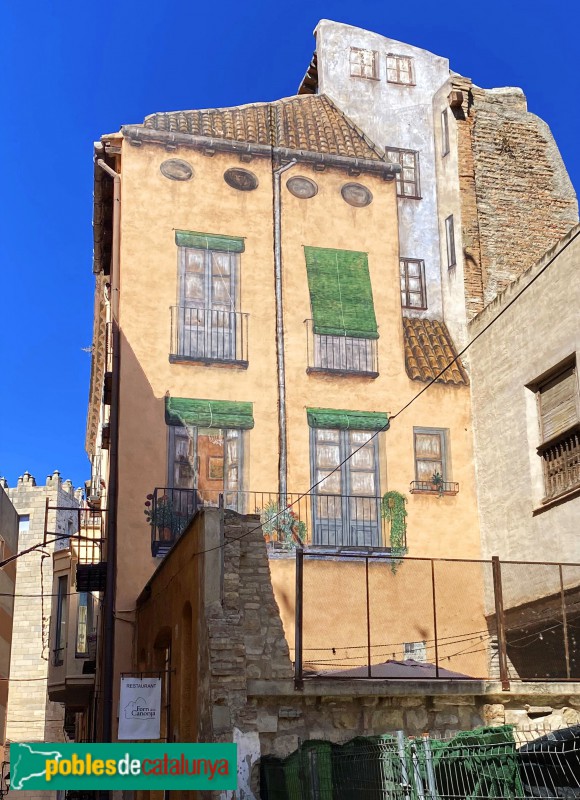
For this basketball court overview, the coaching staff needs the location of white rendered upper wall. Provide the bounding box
[314,20,452,322]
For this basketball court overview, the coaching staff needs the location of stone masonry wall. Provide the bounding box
[198,513,580,799]
[453,77,578,318]
[4,472,80,800]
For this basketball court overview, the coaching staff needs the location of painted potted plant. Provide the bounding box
[144,493,186,542]
[431,471,445,497]
[260,501,307,549]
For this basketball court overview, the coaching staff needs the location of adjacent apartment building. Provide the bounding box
[53,19,577,744]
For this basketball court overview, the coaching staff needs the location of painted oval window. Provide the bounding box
[341,182,373,207]
[224,168,259,191]
[286,176,318,199]
[159,159,194,181]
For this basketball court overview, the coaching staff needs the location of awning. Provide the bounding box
[307,407,388,431]
[175,230,245,253]
[304,246,378,339]
[165,397,254,429]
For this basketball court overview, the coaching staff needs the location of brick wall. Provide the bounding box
[454,78,578,318]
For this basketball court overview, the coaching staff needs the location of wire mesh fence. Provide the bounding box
[261,726,580,799]
[297,553,580,684]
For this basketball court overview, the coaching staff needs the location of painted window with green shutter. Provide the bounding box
[304,247,379,376]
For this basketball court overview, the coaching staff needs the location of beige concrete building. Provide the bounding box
[469,224,580,679]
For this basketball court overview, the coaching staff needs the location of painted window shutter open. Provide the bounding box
[175,230,245,253]
[539,366,579,443]
[165,397,254,430]
[304,247,379,339]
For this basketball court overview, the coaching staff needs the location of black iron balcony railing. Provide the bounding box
[541,430,580,501]
[305,320,378,377]
[169,306,249,366]
[410,480,459,495]
[149,488,405,557]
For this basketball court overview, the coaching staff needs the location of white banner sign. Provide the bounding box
[118,677,162,740]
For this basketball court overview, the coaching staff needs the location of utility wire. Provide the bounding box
[188,225,580,559]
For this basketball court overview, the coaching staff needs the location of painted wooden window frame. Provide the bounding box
[385,148,421,199]
[309,426,382,547]
[413,427,451,482]
[167,425,245,498]
[177,245,240,362]
[400,258,427,310]
[349,47,379,80]
[445,215,456,268]
[386,53,415,86]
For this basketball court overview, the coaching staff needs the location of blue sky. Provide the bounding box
[0,0,577,490]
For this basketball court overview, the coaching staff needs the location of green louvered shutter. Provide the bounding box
[165,397,254,429]
[304,246,378,339]
[307,408,389,431]
[175,230,245,253]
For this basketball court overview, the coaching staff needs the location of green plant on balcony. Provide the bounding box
[260,501,307,549]
[144,494,187,541]
[382,491,408,572]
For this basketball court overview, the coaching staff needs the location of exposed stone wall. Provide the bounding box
[454,77,578,318]
[5,472,80,745]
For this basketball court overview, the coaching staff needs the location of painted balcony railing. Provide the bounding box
[409,480,459,495]
[305,320,378,377]
[541,430,580,501]
[169,306,249,366]
[148,488,405,557]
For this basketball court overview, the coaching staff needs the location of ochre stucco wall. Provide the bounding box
[111,136,482,726]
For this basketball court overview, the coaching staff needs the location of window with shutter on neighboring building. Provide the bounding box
[536,361,580,501]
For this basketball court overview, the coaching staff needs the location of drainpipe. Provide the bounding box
[96,154,120,744]
[272,158,297,498]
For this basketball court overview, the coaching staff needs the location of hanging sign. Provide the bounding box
[118,677,162,740]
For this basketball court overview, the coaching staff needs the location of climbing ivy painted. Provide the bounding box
[382,491,408,572]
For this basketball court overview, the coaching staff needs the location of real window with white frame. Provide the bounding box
[400,259,427,310]
[445,215,456,268]
[386,54,415,85]
[385,148,420,198]
[76,592,95,657]
[535,360,580,502]
[18,514,30,533]
[441,109,450,157]
[350,47,379,80]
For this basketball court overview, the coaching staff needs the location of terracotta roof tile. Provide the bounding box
[142,94,383,161]
[402,318,469,386]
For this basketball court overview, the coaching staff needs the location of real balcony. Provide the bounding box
[305,319,378,378]
[149,488,405,558]
[169,306,249,367]
[48,547,98,708]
